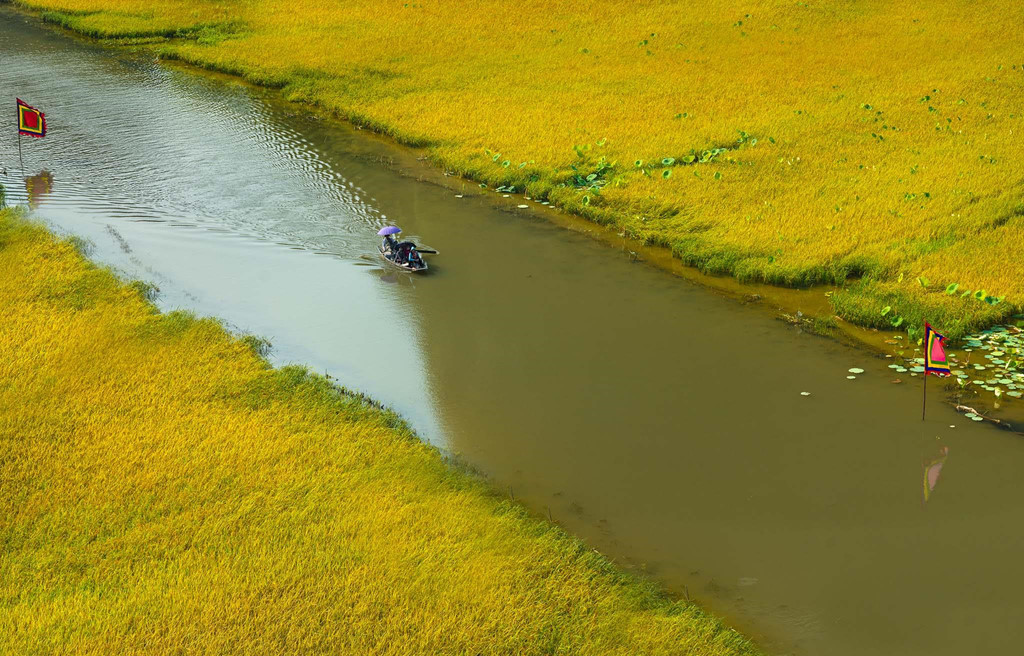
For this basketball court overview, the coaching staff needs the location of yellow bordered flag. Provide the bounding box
[17,98,46,138]
[924,322,951,377]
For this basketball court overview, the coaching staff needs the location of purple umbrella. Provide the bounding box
[377,226,402,236]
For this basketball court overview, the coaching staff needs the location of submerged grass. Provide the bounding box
[12,0,1024,336]
[0,206,757,653]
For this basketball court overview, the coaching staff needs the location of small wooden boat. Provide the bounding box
[379,244,429,272]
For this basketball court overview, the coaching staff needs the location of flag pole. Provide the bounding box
[16,100,24,173]
[922,320,928,421]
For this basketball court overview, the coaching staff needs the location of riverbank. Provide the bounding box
[0,207,758,653]
[10,0,1024,339]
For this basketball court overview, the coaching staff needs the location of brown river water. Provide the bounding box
[2,9,1023,655]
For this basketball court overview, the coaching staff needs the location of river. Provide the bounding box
[3,9,1023,655]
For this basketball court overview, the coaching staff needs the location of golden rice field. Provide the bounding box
[14,0,1024,337]
[0,207,757,654]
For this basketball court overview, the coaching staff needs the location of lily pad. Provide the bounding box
[846,375,857,380]
[800,392,811,396]
[848,368,865,374]
[971,415,984,421]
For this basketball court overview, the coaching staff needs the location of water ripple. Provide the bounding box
[0,32,385,258]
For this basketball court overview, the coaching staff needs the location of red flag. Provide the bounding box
[17,98,46,138]
[924,322,950,377]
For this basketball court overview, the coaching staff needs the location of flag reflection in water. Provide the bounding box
[922,445,949,504]
[24,170,53,208]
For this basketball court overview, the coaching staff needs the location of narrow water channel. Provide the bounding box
[3,10,1023,655]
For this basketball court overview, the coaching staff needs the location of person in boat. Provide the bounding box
[394,241,418,265]
[382,233,399,254]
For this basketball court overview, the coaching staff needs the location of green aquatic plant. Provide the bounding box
[565,148,616,192]
[734,130,758,147]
